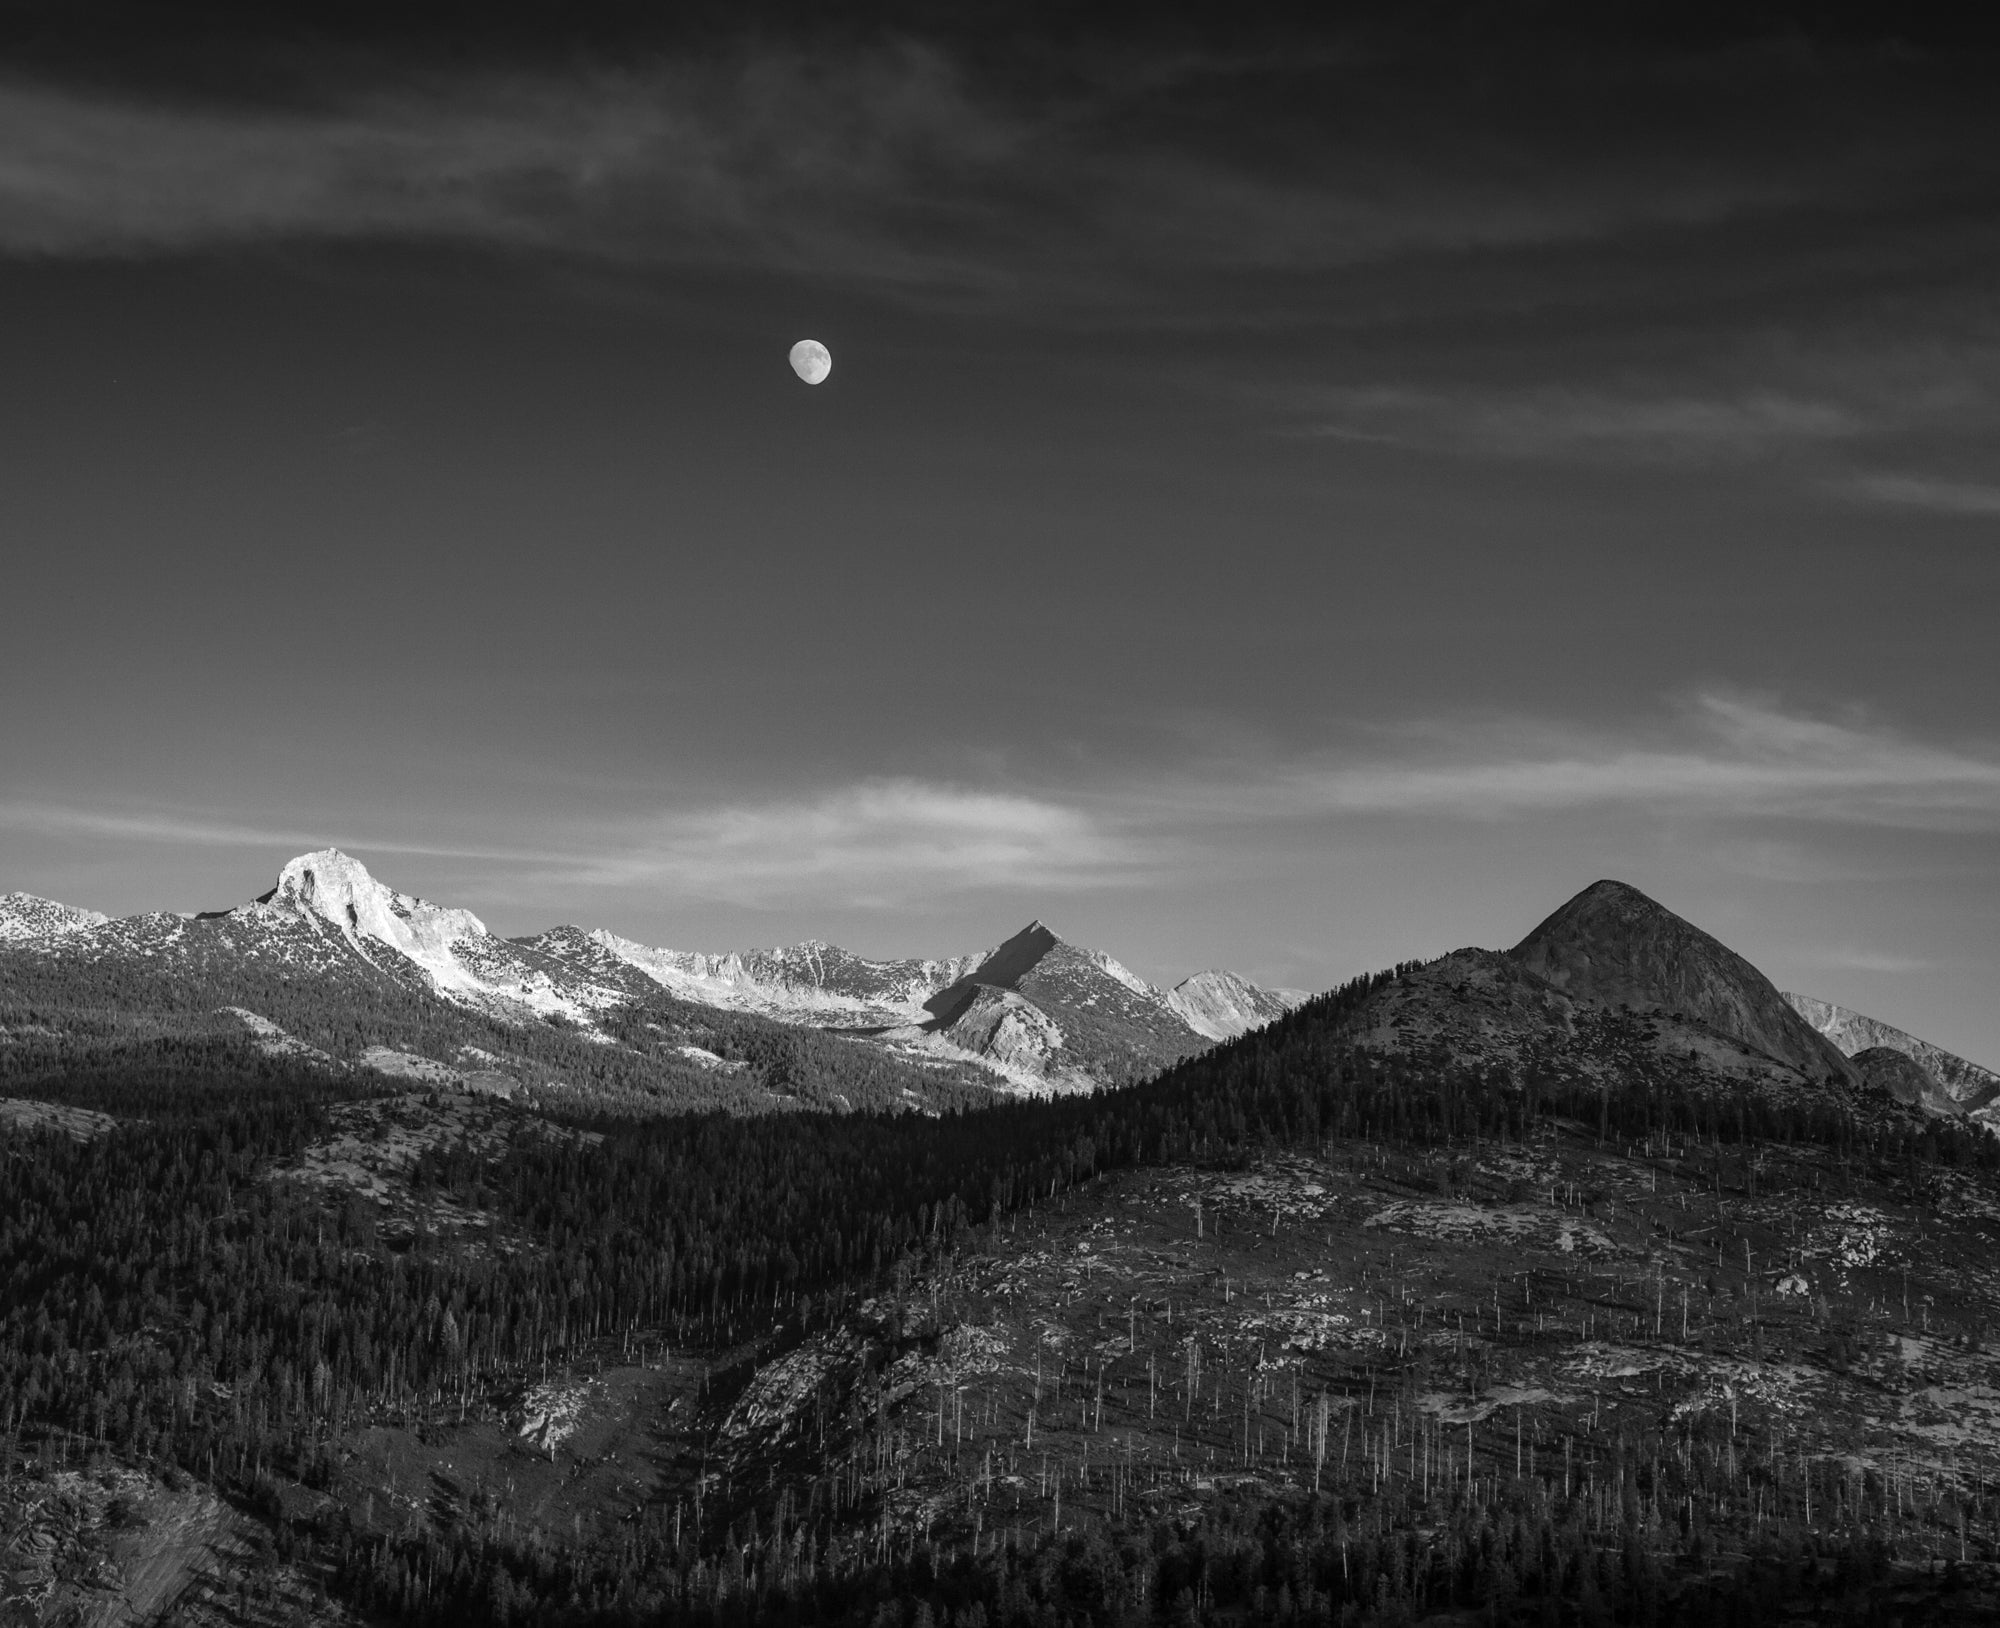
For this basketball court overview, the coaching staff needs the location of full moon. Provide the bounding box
[788,339,832,385]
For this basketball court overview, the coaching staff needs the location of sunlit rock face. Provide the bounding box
[1168,969,1301,1041]
[252,849,489,991]
[574,929,981,1026]
[1786,992,2000,1107]
[0,851,1302,1099]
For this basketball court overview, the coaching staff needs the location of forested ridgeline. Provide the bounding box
[4,957,1997,1624]
[330,1456,1961,1627]
[0,947,1000,1116]
[3,957,1987,1485]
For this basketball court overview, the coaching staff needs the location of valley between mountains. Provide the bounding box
[3,856,2000,1625]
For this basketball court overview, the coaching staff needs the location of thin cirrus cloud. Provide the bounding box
[1303,384,1877,464]
[552,779,1144,907]
[0,38,1976,310]
[0,65,1639,292]
[1791,946,1936,976]
[1845,473,2000,517]
[8,702,1996,911]
[548,699,2000,903]
[1132,696,2000,833]
[0,800,534,865]
[0,54,1027,291]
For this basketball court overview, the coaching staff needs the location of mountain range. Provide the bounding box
[0,849,1303,1105]
[10,856,2000,1626]
[3,856,1992,1123]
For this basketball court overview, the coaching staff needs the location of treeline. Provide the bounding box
[0,946,1000,1117]
[6,956,1983,1505]
[1,955,1994,1624]
[327,1429,1925,1626]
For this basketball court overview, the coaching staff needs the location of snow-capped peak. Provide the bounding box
[0,892,109,942]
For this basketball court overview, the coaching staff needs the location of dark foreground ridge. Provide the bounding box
[3,877,2000,1624]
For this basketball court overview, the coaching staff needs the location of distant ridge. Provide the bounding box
[1166,969,1300,1041]
[1785,992,1999,1107]
[2,851,1298,1099]
[0,892,108,942]
[914,921,1212,1090]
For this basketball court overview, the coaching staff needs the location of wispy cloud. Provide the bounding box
[2,30,1987,316]
[11,701,1996,911]
[0,800,528,863]
[1168,695,2000,831]
[1305,384,1888,463]
[1792,946,1935,975]
[0,52,1028,293]
[553,779,1142,907]
[1844,473,2000,517]
[1,781,1141,911]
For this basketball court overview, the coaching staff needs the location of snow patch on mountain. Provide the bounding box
[0,893,109,942]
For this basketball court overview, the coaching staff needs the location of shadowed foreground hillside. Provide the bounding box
[5,885,2000,1624]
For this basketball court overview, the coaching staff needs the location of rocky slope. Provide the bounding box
[1849,1044,1964,1117]
[1324,879,1898,1108]
[2,852,1297,1100]
[0,892,108,941]
[1786,991,1999,1106]
[1165,967,1302,1040]
[907,921,1214,1089]
[558,928,982,1027]
[1509,879,1857,1085]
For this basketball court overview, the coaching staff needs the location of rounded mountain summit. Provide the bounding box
[1508,879,1858,1086]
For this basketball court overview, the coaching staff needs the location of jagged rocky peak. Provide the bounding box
[960,920,1066,990]
[927,919,1162,1017]
[0,892,109,942]
[1509,879,1855,1084]
[1167,970,1299,1042]
[255,849,489,963]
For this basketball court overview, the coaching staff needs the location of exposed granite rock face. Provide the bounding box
[1167,969,1301,1041]
[918,921,1210,1088]
[1508,880,1857,1085]
[250,849,490,993]
[1786,992,1999,1106]
[572,928,980,1025]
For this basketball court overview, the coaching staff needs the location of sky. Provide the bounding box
[3,2,1998,1065]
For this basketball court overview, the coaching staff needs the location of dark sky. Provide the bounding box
[4,3,1998,1063]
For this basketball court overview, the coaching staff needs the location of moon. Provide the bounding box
[789,339,832,385]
